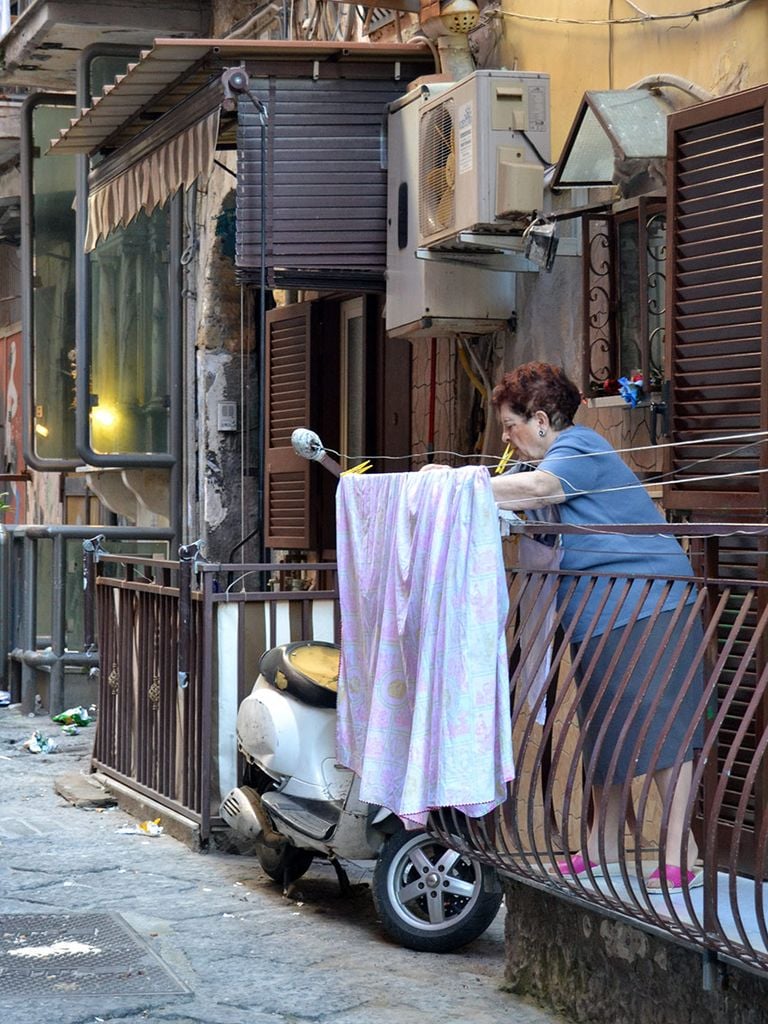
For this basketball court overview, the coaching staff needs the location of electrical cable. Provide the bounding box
[498,0,752,27]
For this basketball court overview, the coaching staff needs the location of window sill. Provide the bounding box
[586,392,661,409]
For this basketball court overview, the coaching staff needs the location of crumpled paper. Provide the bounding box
[116,818,164,837]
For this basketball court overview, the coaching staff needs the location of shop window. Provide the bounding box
[24,95,78,464]
[583,199,666,398]
[88,206,171,455]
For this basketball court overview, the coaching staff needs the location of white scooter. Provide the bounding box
[220,639,503,953]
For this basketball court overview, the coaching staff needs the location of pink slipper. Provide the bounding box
[556,854,599,878]
[646,864,705,895]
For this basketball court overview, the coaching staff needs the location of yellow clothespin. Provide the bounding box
[495,444,514,474]
[340,460,373,476]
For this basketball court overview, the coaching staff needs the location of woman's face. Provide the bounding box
[498,403,550,461]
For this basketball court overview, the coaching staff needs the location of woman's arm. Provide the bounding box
[490,468,566,510]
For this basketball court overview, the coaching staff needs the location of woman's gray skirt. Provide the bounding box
[572,608,705,785]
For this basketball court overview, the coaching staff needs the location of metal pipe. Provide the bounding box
[21,93,82,472]
[20,534,37,710]
[74,45,176,469]
[48,533,67,714]
[168,193,184,549]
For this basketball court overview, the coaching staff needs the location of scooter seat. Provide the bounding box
[259,641,339,709]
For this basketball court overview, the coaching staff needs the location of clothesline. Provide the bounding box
[329,427,768,466]
[325,429,768,501]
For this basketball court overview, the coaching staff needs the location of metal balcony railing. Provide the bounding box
[0,525,173,714]
[71,524,768,979]
[429,521,768,980]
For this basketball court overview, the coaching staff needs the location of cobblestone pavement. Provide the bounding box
[0,706,570,1024]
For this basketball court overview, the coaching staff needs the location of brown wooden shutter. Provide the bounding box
[667,87,768,872]
[666,87,768,514]
[264,300,341,553]
[265,302,315,549]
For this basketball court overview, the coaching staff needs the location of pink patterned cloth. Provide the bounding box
[335,467,514,826]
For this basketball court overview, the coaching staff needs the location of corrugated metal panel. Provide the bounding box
[666,91,768,512]
[236,71,424,289]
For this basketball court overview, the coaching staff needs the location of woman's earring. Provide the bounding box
[538,428,546,438]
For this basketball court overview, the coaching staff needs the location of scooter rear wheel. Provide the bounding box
[372,828,503,953]
[255,840,315,886]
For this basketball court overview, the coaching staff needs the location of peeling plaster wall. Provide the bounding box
[27,469,61,526]
[509,256,584,382]
[192,157,260,563]
[197,349,240,533]
[498,0,768,159]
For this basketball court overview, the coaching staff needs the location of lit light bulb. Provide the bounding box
[91,405,118,429]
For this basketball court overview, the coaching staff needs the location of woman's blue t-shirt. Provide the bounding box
[532,425,695,641]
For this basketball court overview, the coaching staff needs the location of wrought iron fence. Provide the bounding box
[86,547,338,840]
[429,521,768,979]
[81,525,768,978]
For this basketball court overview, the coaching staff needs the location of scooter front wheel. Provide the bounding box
[372,828,503,953]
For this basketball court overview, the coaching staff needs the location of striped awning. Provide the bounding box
[49,38,434,250]
[85,107,220,251]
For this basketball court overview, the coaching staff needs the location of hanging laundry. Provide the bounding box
[336,466,514,827]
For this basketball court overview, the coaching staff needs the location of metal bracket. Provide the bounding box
[414,231,540,272]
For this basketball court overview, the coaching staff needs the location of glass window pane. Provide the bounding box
[89,55,134,101]
[31,102,77,460]
[590,91,669,159]
[88,206,171,455]
[647,212,666,386]
[617,218,641,378]
[559,107,615,186]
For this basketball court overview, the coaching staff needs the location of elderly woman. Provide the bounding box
[489,362,703,894]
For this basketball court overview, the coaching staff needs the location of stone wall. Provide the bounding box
[504,880,768,1024]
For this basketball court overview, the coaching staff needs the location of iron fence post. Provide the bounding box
[82,534,105,651]
[177,541,199,691]
[20,533,37,713]
[49,532,66,715]
[702,535,721,941]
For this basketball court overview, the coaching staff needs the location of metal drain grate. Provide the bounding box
[0,913,189,997]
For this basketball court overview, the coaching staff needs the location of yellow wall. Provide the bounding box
[497,0,768,157]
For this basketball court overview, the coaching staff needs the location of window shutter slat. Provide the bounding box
[667,88,768,874]
[667,92,768,511]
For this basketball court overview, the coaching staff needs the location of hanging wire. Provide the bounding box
[497,0,752,27]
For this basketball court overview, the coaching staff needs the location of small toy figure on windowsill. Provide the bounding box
[618,370,665,409]
[618,371,645,408]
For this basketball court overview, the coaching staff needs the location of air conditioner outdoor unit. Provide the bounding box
[387,73,548,335]
[417,69,550,250]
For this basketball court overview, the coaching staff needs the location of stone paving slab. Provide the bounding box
[0,705,570,1024]
[54,770,118,808]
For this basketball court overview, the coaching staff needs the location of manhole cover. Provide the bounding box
[0,913,189,997]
